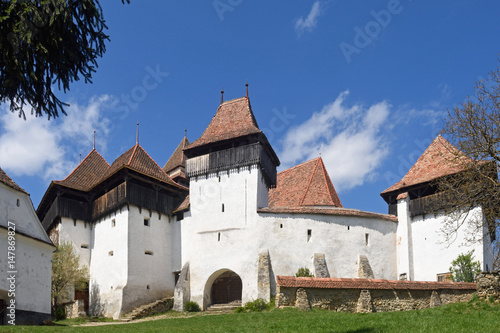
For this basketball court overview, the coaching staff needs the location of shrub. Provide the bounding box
[449,250,481,282]
[54,306,66,321]
[295,267,314,277]
[236,298,274,313]
[184,301,201,312]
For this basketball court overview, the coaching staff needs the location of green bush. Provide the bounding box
[236,298,274,313]
[295,267,314,277]
[54,306,66,321]
[184,301,201,312]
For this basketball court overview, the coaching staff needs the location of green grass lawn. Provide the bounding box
[2,300,500,333]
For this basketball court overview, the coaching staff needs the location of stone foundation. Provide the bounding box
[276,276,476,313]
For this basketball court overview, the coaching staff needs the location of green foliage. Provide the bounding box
[449,250,481,282]
[184,301,201,312]
[52,241,89,307]
[53,305,66,321]
[235,298,274,313]
[0,0,128,119]
[295,267,314,277]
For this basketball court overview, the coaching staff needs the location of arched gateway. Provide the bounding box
[204,270,243,307]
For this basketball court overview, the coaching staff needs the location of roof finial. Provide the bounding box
[220,89,224,104]
[184,128,187,138]
[136,122,139,145]
[245,82,248,98]
[93,130,96,150]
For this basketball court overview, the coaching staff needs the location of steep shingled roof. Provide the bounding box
[269,157,342,208]
[0,167,27,194]
[381,135,471,195]
[54,149,110,191]
[103,144,183,188]
[187,97,262,150]
[163,136,190,174]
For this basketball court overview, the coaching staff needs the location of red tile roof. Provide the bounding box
[381,135,471,195]
[276,276,476,290]
[163,136,190,174]
[258,206,397,222]
[269,157,342,208]
[54,149,110,191]
[103,144,186,189]
[0,167,27,194]
[187,97,262,150]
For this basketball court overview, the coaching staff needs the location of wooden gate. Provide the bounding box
[211,271,242,305]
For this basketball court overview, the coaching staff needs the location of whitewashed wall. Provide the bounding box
[0,183,54,323]
[123,206,177,313]
[89,206,129,319]
[408,206,493,281]
[59,217,92,268]
[257,213,398,281]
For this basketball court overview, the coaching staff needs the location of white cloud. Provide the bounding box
[295,1,322,36]
[0,95,113,180]
[279,91,391,192]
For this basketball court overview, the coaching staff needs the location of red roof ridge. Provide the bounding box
[132,144,182,187]
[279,157,321,176]
[0,167,27,194]
[58,149,109,182]
[127,144,139,166]
[300,158,323,206]
[381,135,471,195]
[319,158,337,206]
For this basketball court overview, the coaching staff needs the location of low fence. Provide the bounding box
[276,276,477,313]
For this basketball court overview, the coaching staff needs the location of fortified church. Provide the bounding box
[37,88,493,318]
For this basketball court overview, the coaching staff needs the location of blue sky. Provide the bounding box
[1,0,499,214]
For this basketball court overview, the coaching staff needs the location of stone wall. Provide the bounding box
[276,276,476,313]
[476,271,500,300]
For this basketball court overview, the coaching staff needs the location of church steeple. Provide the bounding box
[184,91,280,188]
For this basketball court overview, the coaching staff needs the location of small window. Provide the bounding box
[84,221,87,229]
[307,229,312,242]
[347,226,350,231]
[74,219,77,227]
[280,224,283,229]
[146,285,151,290]
[81,244,89,249]
[221,203,225,212]
[144,218,150,227]
[218,232,221,242]
[109,251,114,256]
[16,199,20,207]
[112,219,116,228]
[145,250,153,255]
[365,233,369,246]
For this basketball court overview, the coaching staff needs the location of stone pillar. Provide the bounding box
[314,253,330,278]
[396,193,414,281]
[258,251,271,301]
[430,290,441,308]
[295,288,310,310]
[356,290,373,313]
[358,255,375,279]
[173,263,190,311]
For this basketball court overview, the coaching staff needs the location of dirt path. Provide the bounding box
[76,311,231,327]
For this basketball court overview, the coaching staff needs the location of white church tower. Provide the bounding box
[177,90,280,309]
